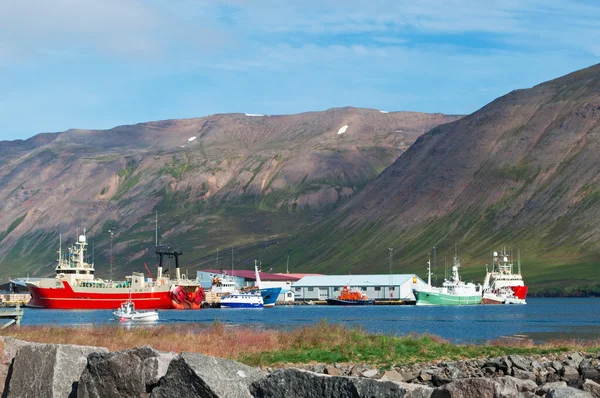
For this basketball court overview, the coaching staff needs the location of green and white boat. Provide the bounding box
[413,253,482,306]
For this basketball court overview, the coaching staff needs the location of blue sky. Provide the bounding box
[1,0,599,140]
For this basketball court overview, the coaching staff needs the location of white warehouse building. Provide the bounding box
[292,274,428,301]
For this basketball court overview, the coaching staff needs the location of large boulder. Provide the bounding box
[250,368,434,398]
[546,386,592,398]
[150,352,265,398]
[3,342,107,398]
[583,379,600,398]
[78,346,176,398]
[435,377,536,398]
[0,337,31,396]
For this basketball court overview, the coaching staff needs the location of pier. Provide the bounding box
[0,304,23,328]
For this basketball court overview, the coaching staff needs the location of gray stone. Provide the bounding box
[536,381,568,394]
[584,379,600,398]
[150,352,265,398]
[361,369,379,378]
[0,337,31,397]
[3,342,107,398]
[435,378,519,398]
[417,370,432,383]
[546,386,592,398]
[401,371,418,383]
[496,376,538,393]
[582,366,600,383]
[552,361,564,372]
[250,368,434,398]
[566,353,584,368]
[324,366,341,376]
[485,357,512,373]
[560,365,580,383]
[509,355,533,371]
[78,346,176,398]
[380,369,404,383]
[512,367,536,381]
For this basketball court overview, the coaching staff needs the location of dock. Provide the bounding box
[0,304,24,328]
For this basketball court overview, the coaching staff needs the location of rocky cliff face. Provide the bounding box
[0,107,459,277]
[283,64,600,291]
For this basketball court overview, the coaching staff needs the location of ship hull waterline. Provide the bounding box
[413,290,482,306]
[326,298,375,306]
[27,281,204,310]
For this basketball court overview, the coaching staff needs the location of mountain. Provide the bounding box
[273,64,600,294]
[0,107,460,278]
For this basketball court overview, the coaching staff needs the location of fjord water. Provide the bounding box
[21,298,600,344]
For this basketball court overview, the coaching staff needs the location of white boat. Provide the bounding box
[210,274,239,296]
[482,248,527,305]
[113,300,159,322]
[220,293,263,308]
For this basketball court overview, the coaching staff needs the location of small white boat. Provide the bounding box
[220,293,263,308]
[113,300,159,322]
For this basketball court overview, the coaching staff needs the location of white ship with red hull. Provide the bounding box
[27,233,205,310]
[482,248,528,305]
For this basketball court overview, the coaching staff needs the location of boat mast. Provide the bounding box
[155,211,158,247]
[427,253,432,287]
[518,248,521,275]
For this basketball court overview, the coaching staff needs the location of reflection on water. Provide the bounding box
[19,298,600,344]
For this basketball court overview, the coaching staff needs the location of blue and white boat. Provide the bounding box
[253,263,281,308]
[259,287,282,308]
[220,293,264,308]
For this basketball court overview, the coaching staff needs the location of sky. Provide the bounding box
[1,0,599,140]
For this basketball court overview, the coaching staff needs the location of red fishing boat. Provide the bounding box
[26,233,205,310]
[482,248,528,305]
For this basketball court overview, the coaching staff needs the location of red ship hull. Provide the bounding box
[27,281,205,310]
[511,285,528,300]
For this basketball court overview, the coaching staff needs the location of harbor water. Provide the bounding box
[20,298,600,344]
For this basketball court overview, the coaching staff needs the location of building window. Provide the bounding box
[295,288,301,292]
[308,287,314,292]
[389,287,395,291]
[333,287,340,291]
[360,287,367,291]
[374,287,381,291]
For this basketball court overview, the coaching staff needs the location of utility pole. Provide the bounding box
[108,229,114,281]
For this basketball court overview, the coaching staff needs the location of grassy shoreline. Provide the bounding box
[1,321,599,368]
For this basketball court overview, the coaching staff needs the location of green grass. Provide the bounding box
[0,214,27,243]
[239,321,596,368]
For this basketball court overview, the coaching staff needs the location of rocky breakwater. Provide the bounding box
[0,336,599,397]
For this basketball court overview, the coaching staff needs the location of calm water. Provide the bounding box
[19,298,600,344]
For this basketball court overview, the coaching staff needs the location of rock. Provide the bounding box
[536,381,568,394]
[78,346,176,398]
[584,379,600,398]
[380,369,404,383]
[249,368,434,398]
[496,376,538,393]
[583,380,600,398]
[566,353,584,368]
[348,366,360,377]
[485,357,512,373]
[509,355,533,371]
[401,371,418,383]
[582,366,600,383]
[0,337,31,397]
[324,366,341,376]
[512,367,536,381]
[552,361,564,373]
[560,365,580,383]
[435,378,503,398]
[3,342,107,398]
[418,370,432,383]
[360,369,379,378]
[150,352,265,398]
[483,366,496,376]
[546,386,592,398]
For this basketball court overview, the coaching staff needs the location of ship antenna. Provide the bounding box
[231,247,234,276]
[155,211,158,247]
[427,253,431,287]
[58,232,62,261]
[518,248,521,275]
[216,248,220,272]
